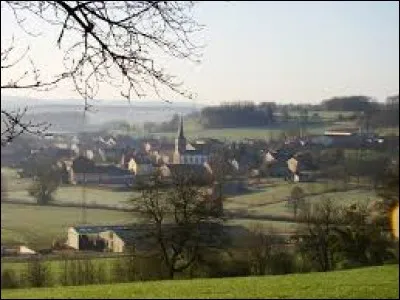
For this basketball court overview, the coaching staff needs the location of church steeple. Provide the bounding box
[178,114,184,139]
[175,115,186,157]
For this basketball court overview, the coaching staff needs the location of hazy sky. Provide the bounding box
[1,1,399,105]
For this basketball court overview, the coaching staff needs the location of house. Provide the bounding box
[264,151,276,163]
[144,139,161,153]
[173,116,209,165]
[146,142,175,165]
[1,244,36,256]
[70,156,135,186]
[67,225,129,250]
[265,148,295,178]
[99,227,156,253]
[159,163,213,185]
[68,223,251,253]
[128,156,155,176]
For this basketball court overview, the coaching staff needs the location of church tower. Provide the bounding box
[174,115,186,163]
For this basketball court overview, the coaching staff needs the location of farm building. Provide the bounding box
[67,225,130,251]
[1,244,36,256]
[99,226,155,253]
[70,156,135,186]
[67,223,251,253]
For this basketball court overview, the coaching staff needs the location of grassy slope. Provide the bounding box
[2,265,398,299]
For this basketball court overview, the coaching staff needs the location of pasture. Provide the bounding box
[2,165,381,250]
[2,167,141,207]
[2,265,398,299]
[0,204,136,248]
[153,123,330,141]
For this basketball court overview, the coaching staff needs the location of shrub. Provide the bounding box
[60,258,97,286]
[267,251,294,275]
[292,252,314,273]
[24,256,51,287]
[1,268,20,289]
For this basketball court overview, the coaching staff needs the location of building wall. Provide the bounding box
[19,246,36,255]
[180,154,208,165]
[67,228,79,249]
[128,159,138,174]
[113,236,125,253]
[128,159,154,175]
[71,172,134,185]
[99,231,125,253]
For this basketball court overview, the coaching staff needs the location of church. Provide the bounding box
[173,116,209,165]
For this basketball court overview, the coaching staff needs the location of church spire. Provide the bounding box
[178,114,184,139]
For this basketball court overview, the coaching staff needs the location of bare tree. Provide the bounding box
[295,197,340,272]
[133,171,224,279]
[1,107,50,146]
[287,186,306,219]
[245,223,283,276]
[208,146,235,203]
[1,1,203,144]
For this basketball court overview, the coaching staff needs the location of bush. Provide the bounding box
[1,268,20,289]
[204,252,250,278]
[335,259,365,270]
[24,257,51,287]
[60,258,97,286]
[111,257,128,283]
[95,262,108,284]
[292,252,314,273]
[267,251,294,275]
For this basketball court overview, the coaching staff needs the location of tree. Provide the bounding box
[288,186,306,219]
[28,161,62,205]
[208,146,234,204]
[333,202,395,267]
[246,223,283,275]
[375,160,399,210]
[133,170,224,279]
[2,1,203,145]
[295,197,340,272]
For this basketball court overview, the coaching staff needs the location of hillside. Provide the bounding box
[2,265,398,299]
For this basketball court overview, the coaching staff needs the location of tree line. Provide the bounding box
[200,102,276,128]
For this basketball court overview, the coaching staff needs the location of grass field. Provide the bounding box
[225,180,379,218]
[2,167,141,207]
[2,170,380,249]
[2,265,398,299]
[154,123,330,141]
[0,204,136,248]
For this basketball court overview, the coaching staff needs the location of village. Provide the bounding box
[1,113,397,258]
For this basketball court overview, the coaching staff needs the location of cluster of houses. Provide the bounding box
[2,116,397,257]
[4,116,394,189]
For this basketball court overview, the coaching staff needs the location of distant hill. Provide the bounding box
[1,94,204,109]
[1,95,202,132]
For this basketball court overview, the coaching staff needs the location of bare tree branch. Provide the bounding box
[1,1,203,145]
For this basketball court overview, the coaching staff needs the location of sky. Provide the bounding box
[1,1,399,105]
